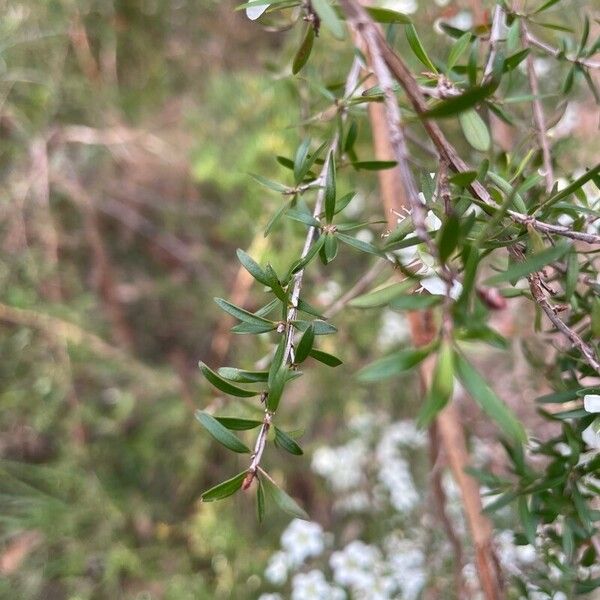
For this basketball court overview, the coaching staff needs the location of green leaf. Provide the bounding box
[289,235,326,274]
[405,23,437,73]
[249,173,288,193]
[539,165,600,210]
[447,32,472,70]
[256,479,265,522]
[261,473,309,520]
[264,264,289,302]
[454,353,526,443]
[449,171,477,187]
[351,160,397,170]
[201,471,247,502]
[535,388,580,404]
[504,49,530,72]
[334,192,356,215]
[349,281,412,308]
[459,109,490,152]
[214,298,276,329]
[358,345,433,381]
[322,233,338,263]
[344,121,358,153]
[365,6,412,24]
[274,427,303,455]
[311,0,345,40]
[518,496,537,545]
[266,364,288,412]
[231,321,278,334]
[195,411,251,453]
[237,249,270,286]
[292,26,315,75]
[294,319,337,335]
[485,242,571,285]
[336,232,381,256]
[308,348,343,367]
[295,324,315,363]
[264,202,288,237]
[438,213,460,264]
[422,81,495,119]
[215,417,263,430]
[218,367,269,383]
[324,151,336,223]
[199,362,260,398]
[293,138,312,184]
[417,342,454,428]
[286,209,321,228]
[390,294,442,310]
[533,0,561,14]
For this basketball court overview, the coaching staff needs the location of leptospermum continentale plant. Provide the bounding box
[197,0,599,596]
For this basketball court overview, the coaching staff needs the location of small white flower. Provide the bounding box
[355,229,374,244]
[246,2,269,20]
[291,570,345,600]
[265,551,289,585]
[258,594,284,600]
[584,394,600,413]
[424,210,442,231]
[380,0,418,15]
[281,520,325,566]
[582,421,600,450]
[420,275,463,299]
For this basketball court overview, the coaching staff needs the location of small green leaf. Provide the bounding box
[237,249,270,286]
[249,173,288,192]
[518,497,537,545]
[292,26,315,75]
[324,151,336,223]
[365,6,412,24]
[231,321,278,334]
[485,242,571,285]
[274,427,304,455]
[447,32,472,70]
[449,171,477,187]
[294,319,337,335]
[266,364,288,412]
[336,232,380,256]
[344,121,358,153]
[201,471,247,502]
[293,138,312,184]
[214,298,276,328]
[358,345,433,381]
[349,281,412,308]
[308,348,343,367]
[438,213,460,264]
[422,81,496,119]
[289,235,326,274]
[540,165,600,210]
[351,160,397,170]
[286,208,321,228]
[459,109,490,152]
[295,324,315,363]
[311,0,345,40]
[503,49,530,72]
[417,341,454,428]
[264,202,288,237]
[454,353,526,442]
[322,233,338,263]
[390,294,442,310]
[195,411,252,453]
[334,192,356,215]
[533,0,561,14]
[257,479,265,522]
[405,23,437,73]
[215,417,263,430]
[218,367,269,383]
[199,362,260,398]
[261,473,309,520]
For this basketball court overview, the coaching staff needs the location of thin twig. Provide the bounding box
[521,20,554,192]
[524,31,600,70]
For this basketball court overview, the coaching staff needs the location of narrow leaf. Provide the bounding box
[295,324,315,363]
[199,362,259,398]
[325,150,336,223]
[237,249,270,286]
[311,0,345,40]
[459,109,490,152]
[195,411,251,453]
[309,348,343,367]
[201,471,247,502]
[292,26,315,75]
[349,281,412,308]
[261,473,309,520]
[405,23,437,73]
[358,345,433,381]
[274,427,304,455]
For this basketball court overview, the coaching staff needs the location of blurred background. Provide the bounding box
[0,1,597,599]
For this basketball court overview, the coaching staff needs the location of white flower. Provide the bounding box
[330,541,382,588]
[376,309,410,350]
[258,594,283,600]
[246,2,269,20]
[281,520,325,566]
[420,275,463,299]
[584,394,600,413]
[380,0,418,14]
[425,210,442,231]
[311,440,367,491]
[291,570,345,600]
[265,551,289,585]
[582,420,600,450]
